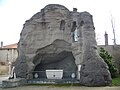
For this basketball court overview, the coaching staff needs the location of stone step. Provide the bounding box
[2,78,27,88]
[28,79,80,84]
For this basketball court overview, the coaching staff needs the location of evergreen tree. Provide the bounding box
[99,47,118,78]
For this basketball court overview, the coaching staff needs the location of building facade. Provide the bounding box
[0,43,18,63]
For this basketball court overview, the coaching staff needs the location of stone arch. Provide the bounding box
[32,39,77,79]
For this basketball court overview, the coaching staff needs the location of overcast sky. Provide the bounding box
[0,0,120,45]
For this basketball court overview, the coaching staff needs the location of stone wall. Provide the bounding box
[98,45,120,73]
[0,48,17,63]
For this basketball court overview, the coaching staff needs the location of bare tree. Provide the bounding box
[110,13,116,45]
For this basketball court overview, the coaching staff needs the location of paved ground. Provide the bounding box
[0,75,8,85]
[0,86,120,90]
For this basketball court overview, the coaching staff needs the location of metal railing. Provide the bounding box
[27,70,79,84]
[28,70,78,79]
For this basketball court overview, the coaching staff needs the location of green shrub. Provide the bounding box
[99,47,118,78]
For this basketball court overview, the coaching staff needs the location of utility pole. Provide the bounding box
[111,14,116,45]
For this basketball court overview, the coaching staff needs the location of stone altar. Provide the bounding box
[14,4,112,86]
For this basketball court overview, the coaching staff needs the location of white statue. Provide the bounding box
[8,66,16,79]
[8,61,12,78]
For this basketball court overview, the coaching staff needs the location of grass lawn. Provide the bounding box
[112,76,120,86]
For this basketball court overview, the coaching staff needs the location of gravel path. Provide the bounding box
[0,86,120,90]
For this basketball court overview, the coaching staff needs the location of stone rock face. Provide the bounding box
[79,12,112,86]
[14,4,112,86]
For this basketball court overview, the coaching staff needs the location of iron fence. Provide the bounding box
[28,70,78,79]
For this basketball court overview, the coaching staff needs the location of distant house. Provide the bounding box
[0,43,18,63]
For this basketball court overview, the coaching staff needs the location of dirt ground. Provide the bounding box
[0,86,120,90]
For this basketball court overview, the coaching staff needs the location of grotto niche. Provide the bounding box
[14,4,112,86]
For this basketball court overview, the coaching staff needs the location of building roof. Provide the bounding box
[3,43,17,49]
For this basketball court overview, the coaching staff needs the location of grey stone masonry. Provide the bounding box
[14,4,112,86]
[2,78,27,88]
